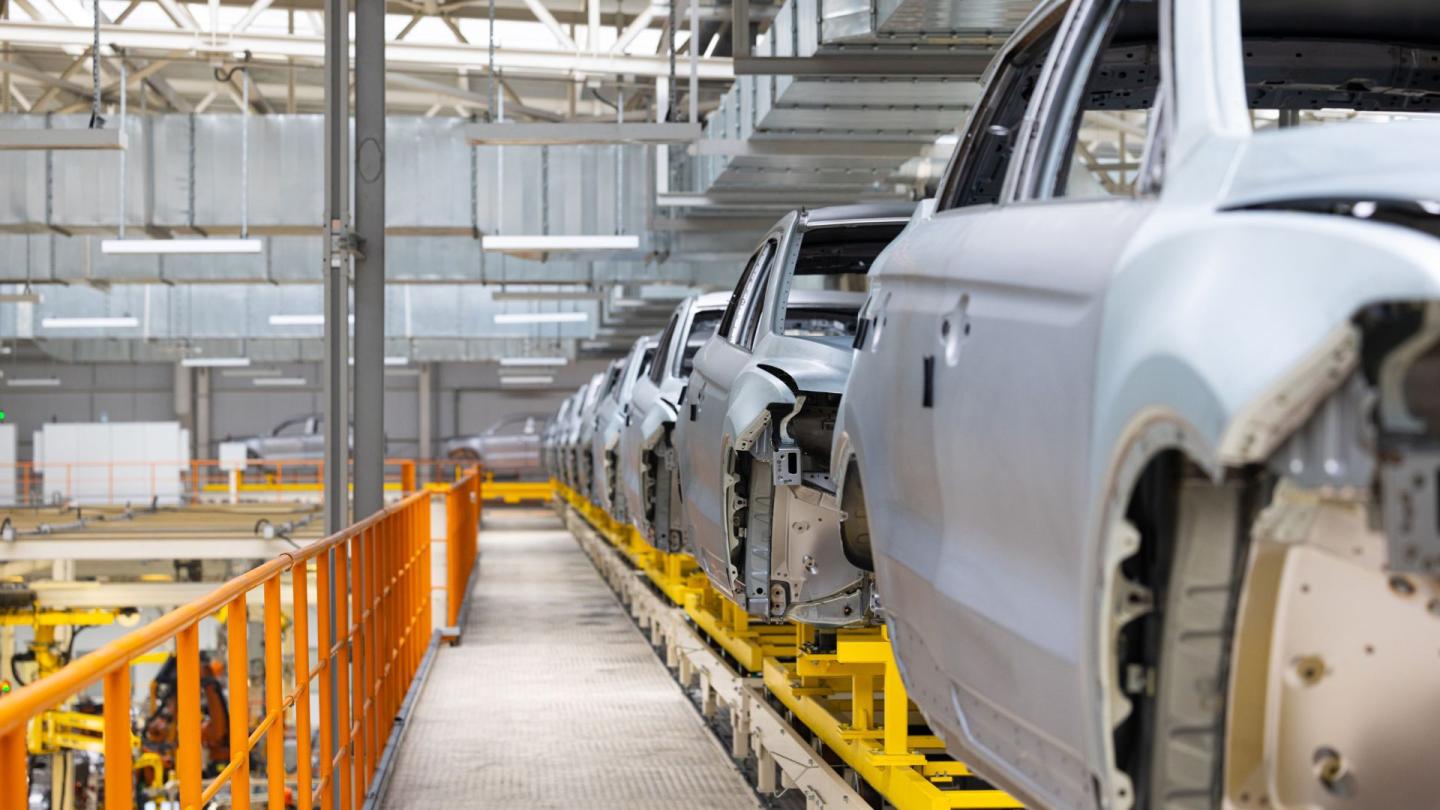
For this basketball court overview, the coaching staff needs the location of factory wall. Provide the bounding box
[0,358,609,460]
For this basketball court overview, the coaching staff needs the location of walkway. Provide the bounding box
[382,509,760,810]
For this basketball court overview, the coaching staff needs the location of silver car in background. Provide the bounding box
[619,292,729,550]
[441,414,547,479]
[574,363,622,501]
[562,376,602,494]
[674,203,911,627]
[833,1,1440,807]
[542,395,574,480]
[590,336,659,522]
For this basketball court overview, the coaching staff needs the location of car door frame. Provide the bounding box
[681,225,787,589]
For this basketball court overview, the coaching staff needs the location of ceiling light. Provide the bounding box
[499,375,555,385]
[181,357,251,368]
[41,316,139,329]
[491,291,604,302]
[481,235,640,252]
[222,368,282,378]
[0,292,40,304]
[385,356,408,366]
[252,377,307,387]
[101,238,263,255]
[499,356,568,367]
[269,314,325,326]
[8,377,61,387]
[494,312,589,325]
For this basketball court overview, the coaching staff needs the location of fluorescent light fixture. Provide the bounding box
[252,377,307,387]
[41,316,139,329]
[499,375,555,385]
[269,314,325,326]
[222,368,282,378]
[491,290,604,302]
[493,311,589,325]
[385,368,420,377]
[0,293,40,304]
[499,356,568,367]
[181,357,251,368]
[481,235,640,252]
[8,377,61,387]
[385,356,408,366]
[101,238,263,255]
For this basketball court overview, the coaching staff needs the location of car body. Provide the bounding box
[234,414,325,460]
[832,1,1440,807]
[572,366,619,501]
[561,376,603,494]
[440,414,548,479]
[619,292,730,550]
[542,396,574,480]
[590,336,660,521]
[674,203,911,627]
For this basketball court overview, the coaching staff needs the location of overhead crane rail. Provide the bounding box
[0,468,485,810]
[556,482,1024,810]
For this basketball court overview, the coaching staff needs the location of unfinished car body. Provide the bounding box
[619,292,729,551]
[832,1,1440,808]
[675,203,911,627]
[542,395,574,481]
[562,375,604,496]
[591,335,659,522]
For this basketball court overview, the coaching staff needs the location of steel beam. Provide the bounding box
[0,127,125,149]
[0,19,737,80]
[688,138,930,157]
[352,0,385,520]
[465,121,700,144]
[321,0,350,535]
[733,52,992,76]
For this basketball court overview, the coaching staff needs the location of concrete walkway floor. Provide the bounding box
[382,508,760,810]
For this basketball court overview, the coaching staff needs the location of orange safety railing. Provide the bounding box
[0,490,435,810]
[444,468,483,629]
[0,458,420,506]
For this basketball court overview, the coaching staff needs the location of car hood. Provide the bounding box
[766,337,857,395]
[1221,119,1440,210]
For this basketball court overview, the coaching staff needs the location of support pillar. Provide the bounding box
[353,0,386,519]
[322,0,351,533]
[418,362,433,470]
[194,367,211,460]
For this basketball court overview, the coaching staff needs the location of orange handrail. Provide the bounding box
[445,467,483,629]
[0,487,437,810]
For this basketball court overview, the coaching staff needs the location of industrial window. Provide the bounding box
[1239,0,1440,130]
[1044,0,1161,199]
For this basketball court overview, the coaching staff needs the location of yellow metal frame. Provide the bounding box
[481,477,557,505]
[555,482,1022,810]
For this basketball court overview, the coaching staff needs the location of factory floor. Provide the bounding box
[382,508,760,809]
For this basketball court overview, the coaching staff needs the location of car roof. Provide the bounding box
[695,291,732,309]
[803,202,916,226]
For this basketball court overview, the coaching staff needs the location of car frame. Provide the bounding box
[619,292,731,550]
[675,203,912,627]
[831,1,1440,807]
[590,335,659,521]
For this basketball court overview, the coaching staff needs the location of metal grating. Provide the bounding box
[381,510,761,810]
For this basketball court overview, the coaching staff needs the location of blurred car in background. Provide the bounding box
[232,414,327,460]
[441,414,548,480]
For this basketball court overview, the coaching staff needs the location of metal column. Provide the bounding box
[323,0,351,533]
[353,0,386,519]
[322,0,350,807]
[418,363,433,469]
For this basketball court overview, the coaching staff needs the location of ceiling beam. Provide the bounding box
[0,18,736,80]
[733,52,992,77]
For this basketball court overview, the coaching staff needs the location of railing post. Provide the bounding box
[292,562,315,810]
[1,726,27,810]
[335,540,352,810]
[228,595,252,810]
[103,666,133,810]
[446,487,462,628]
[176,624,203,810]
[264,577,285,810]
[400,460,416,493]
[316,553,334,810]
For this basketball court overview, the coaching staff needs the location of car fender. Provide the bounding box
[1082,210,1440,800]
[723,365,798,457]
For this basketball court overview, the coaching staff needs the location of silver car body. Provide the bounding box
[542,396,574,479]
[440,414,547,478]
[833,1,1440,807]
[574,364,622,500]
[676,204,911,626]
[563,376,603,494]
[619,292,730,550]
[590,335,659,520]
